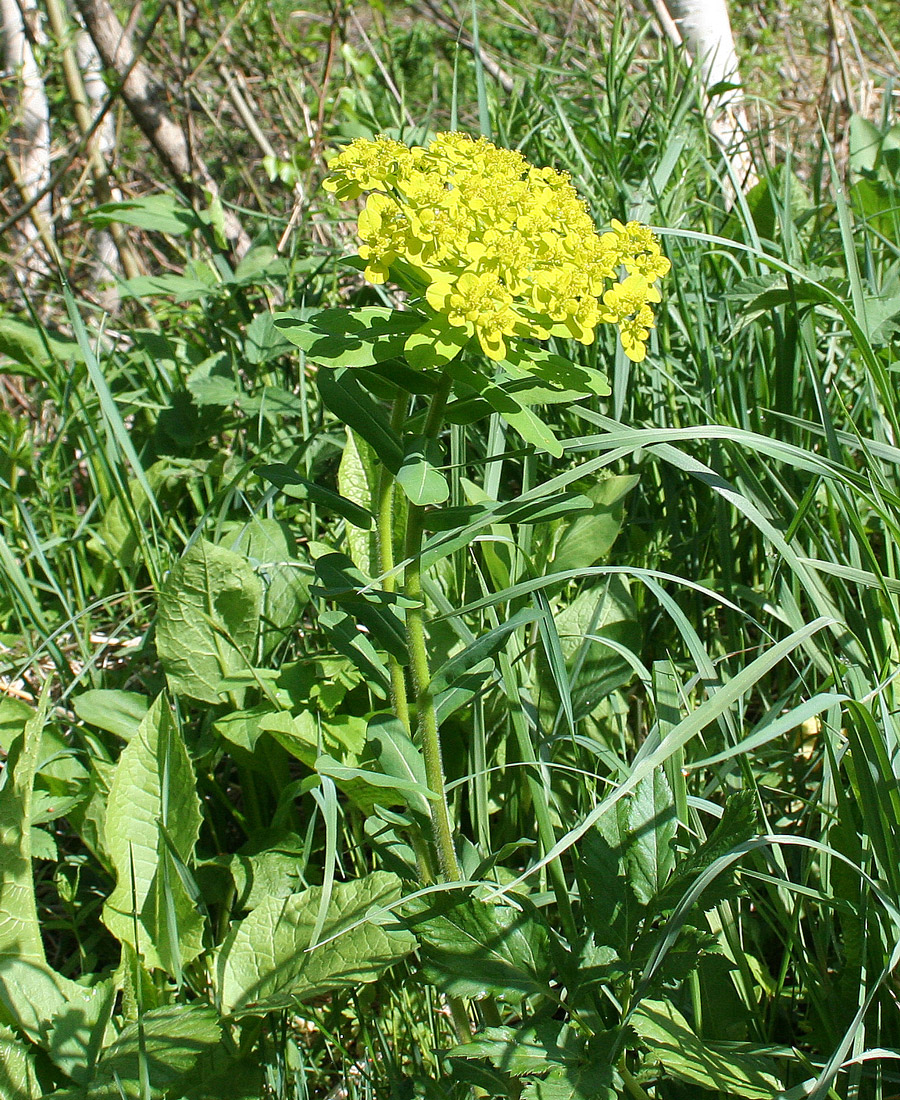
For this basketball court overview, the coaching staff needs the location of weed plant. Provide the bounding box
[2,8,900,1100]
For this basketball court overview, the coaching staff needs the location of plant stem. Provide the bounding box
[402,373,461,881]
[377,393,411,732]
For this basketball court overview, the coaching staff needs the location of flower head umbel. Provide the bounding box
[324,132,670,362]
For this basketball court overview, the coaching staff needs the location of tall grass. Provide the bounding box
[3,4,900,1098]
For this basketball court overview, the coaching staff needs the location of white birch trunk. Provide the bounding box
[660,0,758,197]
[1,0,54,280]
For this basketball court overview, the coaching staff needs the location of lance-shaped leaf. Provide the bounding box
[102,695,205,974]
[312,552,409,663]
[317,367,405,473]
[216,871,415,1016]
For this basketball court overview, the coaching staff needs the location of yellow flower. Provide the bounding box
[323,132,669,363]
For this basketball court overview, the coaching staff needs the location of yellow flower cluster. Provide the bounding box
[323,132,669,363]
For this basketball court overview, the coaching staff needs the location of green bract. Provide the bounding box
[324,132,670,362]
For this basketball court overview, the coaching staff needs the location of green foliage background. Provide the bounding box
[2,1,900,1098]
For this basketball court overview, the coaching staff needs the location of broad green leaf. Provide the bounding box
[74,690,149,741]
[244,310,293,364]
[217,517,309,656]
[0,688,93,1043]
[521,1065,617,1100]
[631,998,782,1097]
[102,695,205,973]
[0,688,51,966]
[551,475,638,576]
[225,833,308,911]
[536,577,641,721]
[338,430,379,575]
[396,435,450,506]
[0,314,81,374]
[156,539,262,705]
[503,344,610,397]
[86,1003,222,1100]
[655,791,758,914]
[216,871,415,1015]
[404,315,468,370]
[449,1021,569,1076]
[121,274,218,301]
[409,892,554,1000]
[259,710,367,771]
[625,769,677,906]
[274,307,420,367]
[45,979,116,1085]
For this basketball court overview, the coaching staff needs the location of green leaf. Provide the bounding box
[156,539,262,705]
[0,688,96,1045]
[655,791,758,914]
[217,517,309,656]
[338,430,380,575]
[316,609,391,696]
[258,463,373,528]
[102,695,205,974]
[274,307,420,367]
[551,476,638,576]
[86,194,200,234]
[216,871,415,1015]
[45,979,116,1086]
[624,769,677,906]
[0,1021,41,1098]
[244,311,293,365]
[87,1003,222,1100]
[404,315,469,370]
[408,892,554,1000]
[74,690,149,741]
[311,552,408,662]
[631,998,783,1097]
[0,687,52,967]
[317,367,404,472]
[503,344,610,397]
[395,435,450,506]
[449,1021,569,1076]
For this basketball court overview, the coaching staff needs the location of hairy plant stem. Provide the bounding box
[401,372,461,882]
[376,393,412,733]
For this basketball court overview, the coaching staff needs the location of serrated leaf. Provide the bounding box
[625,770,677,906]
[409,893,554,1000]
[655,791,758,914]
[632,998,782,1097]
[156,539,261,705]
[102,695,205,973]
[217,871,415,1015]
[0,1021,41,1098]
